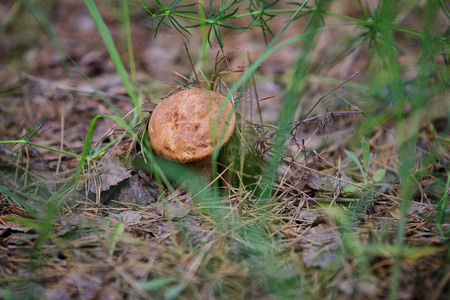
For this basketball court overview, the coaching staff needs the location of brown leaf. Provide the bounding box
[154,202,191,219]
[87,152,132,193]
[108,211,142,226]
[108,174,158,207]
[307,173,337,191]
[301,225,339,268]
[0,221,32,233]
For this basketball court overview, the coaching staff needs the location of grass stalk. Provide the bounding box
[121,0,137,85]
[84,0,139,114]
[20,0,122,116]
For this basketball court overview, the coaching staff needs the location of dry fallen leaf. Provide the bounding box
[0,221,32,233]
[108,174,159,207]
[301,224,339,268]
[154,202,191,219]
[108,211,142,226]
[87,152,132,194]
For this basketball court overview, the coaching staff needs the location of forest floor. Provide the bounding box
[0,0,449,299]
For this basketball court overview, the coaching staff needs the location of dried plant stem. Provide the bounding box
[56,113,65,175]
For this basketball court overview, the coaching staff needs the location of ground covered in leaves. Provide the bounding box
[0,0,449,299]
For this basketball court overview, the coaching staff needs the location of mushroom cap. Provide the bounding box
[148,88,236,163]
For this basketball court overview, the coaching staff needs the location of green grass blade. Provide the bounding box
[0,186,40,219]
[437,174,450,238]
[362,140,371,173]
[20,0,121,117]
[0,140,81,159]
[141,278,174,290]
[121,0,137,85]
[73,114,103,199]
[345,149,364,176]
[373,169,386,182]
[84,0,139,112]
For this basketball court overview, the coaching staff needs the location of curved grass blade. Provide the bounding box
[84,0,139,112]
[20,0,121,117]
[0,186,40,220]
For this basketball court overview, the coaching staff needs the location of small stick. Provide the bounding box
[56,113,65,175]
[182,39,202,89]
[293,72,359,131]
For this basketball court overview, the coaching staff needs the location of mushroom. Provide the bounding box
[148,88,236,164]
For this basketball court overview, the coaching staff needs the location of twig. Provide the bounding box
[293,72,359,131]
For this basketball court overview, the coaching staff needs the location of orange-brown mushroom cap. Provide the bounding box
[148,88,236,163]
